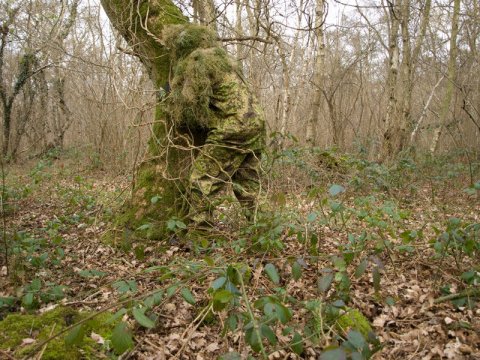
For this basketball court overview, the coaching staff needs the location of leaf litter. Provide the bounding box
[0,158,478,359]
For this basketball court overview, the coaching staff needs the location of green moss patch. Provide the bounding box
[335,308,373,337]
[0,306,115,359]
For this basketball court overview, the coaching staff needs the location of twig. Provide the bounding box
[237,268,268,359]
[218,35,272,44]
[0,350,16,360]
[434,288,480,304]
[37,324,56,360]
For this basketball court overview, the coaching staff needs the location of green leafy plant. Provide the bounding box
[432,218,480,268]
[21,278,67,310]
[433,218,480,307]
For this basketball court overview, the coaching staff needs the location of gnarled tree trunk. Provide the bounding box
[100,0,195,239]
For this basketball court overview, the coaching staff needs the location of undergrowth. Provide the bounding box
[0,147,479,359]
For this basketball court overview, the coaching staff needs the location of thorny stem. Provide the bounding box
[236,267,267,359]
[376,229,395,267]
[434,288,480,303]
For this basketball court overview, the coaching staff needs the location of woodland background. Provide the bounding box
[1,0,479,165]
[0,0,479,359]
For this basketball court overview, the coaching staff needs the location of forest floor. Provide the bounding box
[0,150,479,360]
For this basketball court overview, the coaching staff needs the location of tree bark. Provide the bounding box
[193,0,218,31]
[430,0,460,153]
[380,0,401,159]
[100,0,195,239]
[379,0,431,158]
[305,0,326,146]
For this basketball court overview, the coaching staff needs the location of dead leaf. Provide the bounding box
[91,332,105,344]
[373,314,389,327]
[22,338,36,345]
[444,317,454,325]
[205,342,220,352]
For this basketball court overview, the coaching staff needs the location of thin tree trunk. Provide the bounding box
[404,0,431,143]
[430,0,460,153]
[380,0,400,159]
[410,75,444,144]
[235,0,244,71]
[306,0,326,145]
[2,104,12,157]
[193,0,217,31]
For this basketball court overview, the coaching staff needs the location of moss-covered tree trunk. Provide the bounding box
[100,0,194,238]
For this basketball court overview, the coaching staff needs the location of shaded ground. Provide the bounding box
[0,152,479,359]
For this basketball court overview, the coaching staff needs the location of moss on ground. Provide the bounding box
[335,308,373,337]
[0,306,115,359]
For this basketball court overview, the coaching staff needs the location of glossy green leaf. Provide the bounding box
[181,287,196,305]
[292,261,302,281]
[245,327,261,352]
[213,289,233,311]
[30,278,42,292]
[127,280,137,292]
[211,277,227,290]
[333,257,346,271]
[214,289,233,303]
[166,284,179,297]
[23,293,34,306]
[150,195,161,204]
[175,220,187,229]
[290,332,303,355]
[0,297,16,307]
[275,303,292,324]
[319,348,347,360]
[355,259,368,278]
[65,325,85,346]
[226,314,238,332]
[385,296,395,306]
[307,212,318,222]
[132,307,155,329]
[332,299,346,308]
[318,273,334,293]
[347,330,366,350]
[264,263,280,284]
[111,322,134,355]
[261,324,277,345]
[112,280,130,294]
[203,256,214,266]
[106,308,127,324]
[166,219,177,231]
[329,184,345,197]
[144,291,163,308]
